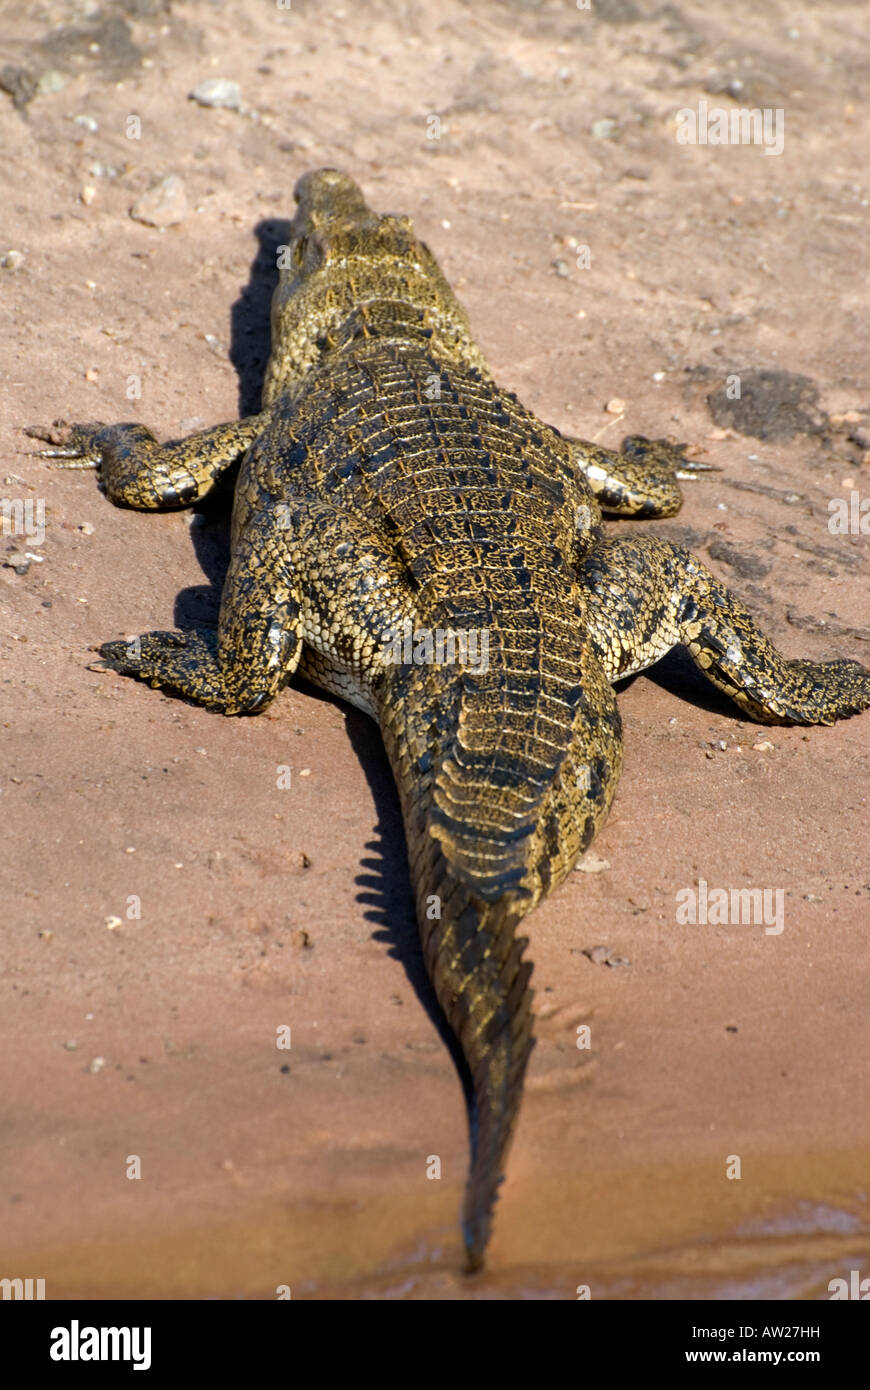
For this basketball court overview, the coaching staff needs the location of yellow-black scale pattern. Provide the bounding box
[33,168,870,1272]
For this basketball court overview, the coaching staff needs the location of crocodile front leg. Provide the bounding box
[579,535,870,724]
[567,433,716,518]
[28,416,265,508]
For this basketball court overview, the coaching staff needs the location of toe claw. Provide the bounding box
[675,463,722,480]
[676,459,721,475]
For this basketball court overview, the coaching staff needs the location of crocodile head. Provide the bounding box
[288,168,416,268]
[261,168,488,406]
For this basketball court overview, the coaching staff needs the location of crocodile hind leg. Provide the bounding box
[567,433,716,518]
[98,494,416,715]
[99,508,304,713]
[579,535,870,725]
[27,416,265,508]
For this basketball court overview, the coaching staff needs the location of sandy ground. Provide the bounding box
[1,0,869,1300]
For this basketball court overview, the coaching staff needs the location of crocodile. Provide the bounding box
[31,168,870,1273]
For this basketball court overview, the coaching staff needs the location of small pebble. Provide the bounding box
[88,1056,106,1074]
[583,945,630,968]
[574,851,611,873]
[189,78,241,110]
[130,175,188,229]
[78,521,95,535]
[3,552,31,574]
[80,185,97,206]
[1,250,25,271]
[753,740,775,752]
[36,70,67,95]
[74,114,99,133]
[105,916,122,931]
[591,118,616,140]
[64,1040,78,1051]
[605,398,626,415]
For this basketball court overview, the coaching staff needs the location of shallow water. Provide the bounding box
[24,1148,869,1301]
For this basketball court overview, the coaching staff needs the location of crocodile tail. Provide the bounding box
[379,607,619,1268]
[417,865,536,1272]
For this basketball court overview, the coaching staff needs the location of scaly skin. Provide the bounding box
[31,169,870,1272]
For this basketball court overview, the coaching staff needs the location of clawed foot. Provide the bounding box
[99,630,198,680]
[620,434,720,481]
[26,419,204,508]
[99,629,224,706]
[97,628,271,714]
[23,420,107,470]
[784,657,870,725]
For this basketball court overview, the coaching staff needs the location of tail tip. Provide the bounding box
[463,1219,489,1275]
